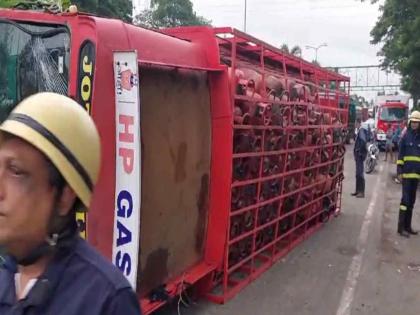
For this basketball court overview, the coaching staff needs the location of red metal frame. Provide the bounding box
[0,9,350,312]
[165,27,349,303]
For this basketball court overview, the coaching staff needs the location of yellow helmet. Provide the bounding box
[409,110,420,123]
[0,92,101,209]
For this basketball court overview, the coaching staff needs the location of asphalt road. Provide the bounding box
[156,144,420,315]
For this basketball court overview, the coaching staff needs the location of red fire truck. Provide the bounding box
[0,6,349,314]
[374,95,409,149]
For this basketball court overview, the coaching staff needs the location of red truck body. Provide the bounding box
[377,103,407,131]
[0,8,350,314]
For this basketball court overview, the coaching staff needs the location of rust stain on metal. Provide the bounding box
[195,174,209,253]
[175,142,187,183]
[139,248,169,295]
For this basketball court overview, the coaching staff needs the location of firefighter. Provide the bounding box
[351,119,368,198]
[0,93,142,314]
[397,110,420,238]
[394,121,408,184]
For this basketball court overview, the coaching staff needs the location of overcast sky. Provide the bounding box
[135,0,402,101]
[191,0,383,67]
[135,0,382,66]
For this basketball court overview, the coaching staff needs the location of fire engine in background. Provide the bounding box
[0,5,349,314]
[374,95,410,149]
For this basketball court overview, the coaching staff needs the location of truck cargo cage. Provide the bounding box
[202,27,349,303]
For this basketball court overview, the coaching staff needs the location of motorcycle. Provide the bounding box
[365,142,380,174]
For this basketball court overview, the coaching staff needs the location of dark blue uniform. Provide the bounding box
[353,127,368,195]
[397,128,420,231]
[0,237,142,315]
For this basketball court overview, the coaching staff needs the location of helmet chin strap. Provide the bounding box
[7,200,79,269]
[2,230,66,273]
[16,222,77,267]
[2,185,80,270]
[45,233,59,247]
[17,235,59,267]
[17,189,76,266]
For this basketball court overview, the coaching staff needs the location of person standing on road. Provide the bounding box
[395,121,408,184]
[402,122,408,138]
[393,125,402,151]
[351,119,368,198]
[396,111,420,238]
[385,124,395,162]
[0,93,142,315]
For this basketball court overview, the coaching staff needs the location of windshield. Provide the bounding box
[379,107,406,122]
[0,20,70,122]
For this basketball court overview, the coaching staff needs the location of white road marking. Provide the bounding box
[336,164,384,315]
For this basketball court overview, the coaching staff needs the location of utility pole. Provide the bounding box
[305,43,328,63]
[244,0,247,32]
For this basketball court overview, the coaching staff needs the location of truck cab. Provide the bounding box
[374,96,409,150]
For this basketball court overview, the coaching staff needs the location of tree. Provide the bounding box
[135,0,211,29]
[290,45,302,57]
[0,0,133,23]
[280,44,302,57]
[0,40,8,97]
[280,44,290,54]
[91,0,132,22]
[361,0,420,108]
[0,0,25,7]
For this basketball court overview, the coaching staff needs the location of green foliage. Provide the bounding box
[280,44,302,57]
[68,0,133,22]
[351,94,369,107]
[71,0,96,12]
[0,41,7,95]
[0,0,70,10]
[0,0,22,7]
[362,0,420,102]
[290,45,302,57]
[0,0,133,22]
[135,0,211,29]
[280,44,290,54]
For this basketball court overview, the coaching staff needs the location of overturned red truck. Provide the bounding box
[0,7,349,314]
